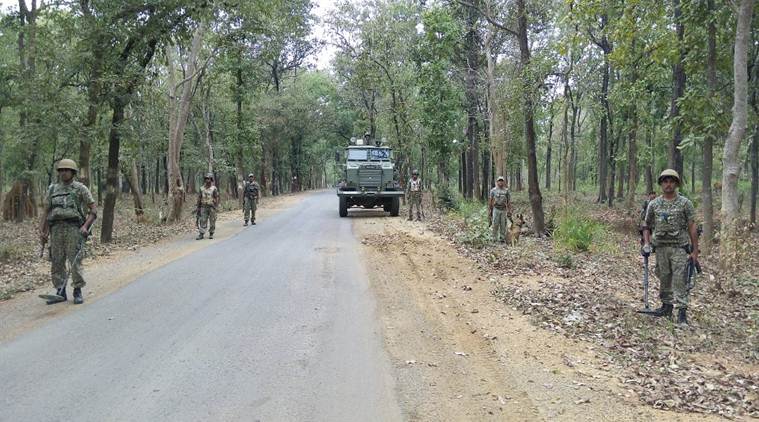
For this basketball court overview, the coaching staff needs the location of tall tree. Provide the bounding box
[167,22,208,222]
[720,0,755,280]
[667,0,686,177]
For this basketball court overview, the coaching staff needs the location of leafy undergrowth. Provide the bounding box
[0,195,239,300]
[420,192,758,418]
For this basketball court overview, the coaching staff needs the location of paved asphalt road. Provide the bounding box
[0,191,401,422]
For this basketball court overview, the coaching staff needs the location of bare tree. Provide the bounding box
[720,0,755,281]
[167,23,208,222]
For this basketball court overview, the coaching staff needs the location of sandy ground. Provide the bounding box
[0,193,305,344]
[354,213,721,421]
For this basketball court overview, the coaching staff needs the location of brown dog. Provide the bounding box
[508,213,525,246]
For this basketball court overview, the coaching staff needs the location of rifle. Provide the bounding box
[684,243,702,293]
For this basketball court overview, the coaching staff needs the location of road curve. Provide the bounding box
[0,191,401,422]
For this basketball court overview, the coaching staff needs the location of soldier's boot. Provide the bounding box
[196,233,204,240]
[209,232,214,239]
[73,288,84,305]
[45,287,67,305]
[676,308,688,325]
[650,303,673,318]
[244,220,248,226]
[251,220,256,225]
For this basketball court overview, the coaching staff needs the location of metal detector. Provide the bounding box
[637,244,656,314]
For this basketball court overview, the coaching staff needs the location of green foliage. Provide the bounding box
[0,242,23,263]
[553,210,604,252]
[453,200,491,248]
[554,253,574,269]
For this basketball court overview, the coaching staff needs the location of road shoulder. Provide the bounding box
[355,217,719,421]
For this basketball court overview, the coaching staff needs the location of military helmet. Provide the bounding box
[56,159,78,172]
[412,169,419,176]
[657,169,680,185]
[204,173,214,180]
[497,176,505,182]
[248,173,254,178]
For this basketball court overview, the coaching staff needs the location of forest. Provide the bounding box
[0,0,757,272]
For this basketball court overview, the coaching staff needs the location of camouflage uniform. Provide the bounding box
[644,195,695,309]
[407,177,423,220]
[243,181,260,224]
[198,185,218,236]
[490,187,511,242]
[45,181,94,290]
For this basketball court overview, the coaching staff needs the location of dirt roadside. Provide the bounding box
[0,193,305,344]
[355,215,720,421]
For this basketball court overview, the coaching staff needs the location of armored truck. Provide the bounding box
[336,137,402,217]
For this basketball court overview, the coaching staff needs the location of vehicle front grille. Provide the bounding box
[359,167,382,188]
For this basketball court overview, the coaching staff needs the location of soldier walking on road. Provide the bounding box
[489,176,512,243]
[407,169,423,221]
[38,159,97,305]
[642,169,699,325]
[196,173,220,240]
[243,173,260,226]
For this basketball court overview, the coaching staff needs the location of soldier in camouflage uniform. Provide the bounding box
[642,169,699,325]
[407,169,423,221]
[196,173,220,240]
[243,173,260,226]
[489,176,512,243]
[38,159,97,305]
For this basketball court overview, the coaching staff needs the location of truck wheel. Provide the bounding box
[383,199,391,212]
[390,197,400,217]
[339,196,348,217]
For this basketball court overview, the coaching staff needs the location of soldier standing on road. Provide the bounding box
[196,173,220,240]
[407,169,423,221]
[243,173,260,226]
[642,169,699,325]
[38,159,97,305]
[489,176,512,243]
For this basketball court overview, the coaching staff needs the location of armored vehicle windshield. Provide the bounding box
[347,148,393,161]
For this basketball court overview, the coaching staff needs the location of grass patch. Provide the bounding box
[0,243,25,263]
[553,210,607,252]
[453,200,491,248]
[554,253,574,269]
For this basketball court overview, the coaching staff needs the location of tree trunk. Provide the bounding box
[598,49,610,203]
[546,102,554,190]
[561,93,570,199]
[720,0,755,281]
[167,23,205,223]
[485,27,506,180]
[517,0,545,234]
[464,0,480,200]
[100,31,159,242]
[668,0,686,176]
[121,159,145,220]
[751,129,758,226]
[235,54,245,202]
[701,0,717,250]
[569,101,579,192]
[4,0,39,222]
[645,127,654,194]
[101,97,126,243]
